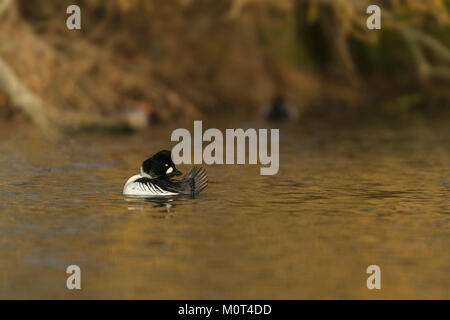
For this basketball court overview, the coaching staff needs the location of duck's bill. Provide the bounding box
[169,167,182,177]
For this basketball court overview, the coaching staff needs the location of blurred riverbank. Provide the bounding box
[1,0,450,134]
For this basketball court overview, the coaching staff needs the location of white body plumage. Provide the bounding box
[123,174,179,196]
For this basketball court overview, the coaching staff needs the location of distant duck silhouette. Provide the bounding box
[264,95,298,122]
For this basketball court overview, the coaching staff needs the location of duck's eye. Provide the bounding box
[165,164,168,167]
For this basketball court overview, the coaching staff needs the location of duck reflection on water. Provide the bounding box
[125,196,174,214]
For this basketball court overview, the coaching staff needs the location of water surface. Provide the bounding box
[0,118,449,299]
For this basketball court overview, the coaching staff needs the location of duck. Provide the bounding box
[123,150,208,197]
[262,94,299,122]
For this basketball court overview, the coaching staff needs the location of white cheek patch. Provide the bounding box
[166,167,173,174]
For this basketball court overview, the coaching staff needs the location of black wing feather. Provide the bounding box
[135,166,208,196]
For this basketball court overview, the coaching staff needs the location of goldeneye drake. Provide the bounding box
[123,150,208,197]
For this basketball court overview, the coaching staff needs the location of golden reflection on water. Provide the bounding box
[0,119,449,299]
